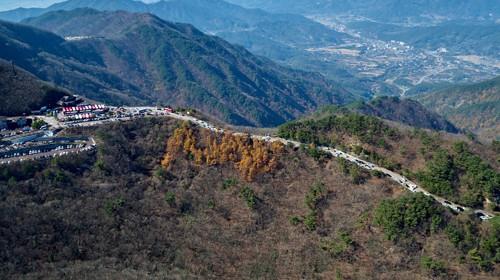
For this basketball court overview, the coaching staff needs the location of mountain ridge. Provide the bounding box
[1,117,499,279]
[0,9,356,127]
[226,0,500,23]
[351,97,459,133]
[416,76,500,141]
[0,0,390,98]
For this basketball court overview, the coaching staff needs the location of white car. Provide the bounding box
[443,200,453,206]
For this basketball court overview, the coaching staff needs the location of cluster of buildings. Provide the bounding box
[62,104,107,114]
[62,104,108,122]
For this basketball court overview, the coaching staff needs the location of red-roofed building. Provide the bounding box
[63,104,107,115]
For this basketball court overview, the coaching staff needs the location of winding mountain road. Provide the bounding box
[6,107,495,221]
[163,110,496,221]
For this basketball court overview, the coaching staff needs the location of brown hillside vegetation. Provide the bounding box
[162,123,283,181]
[0,118,499,279]
[278,111,500,211]
[416,76,500,142]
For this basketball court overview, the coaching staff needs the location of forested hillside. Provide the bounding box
[0,0,389,98]
[1,1,498,279]
[278,109,500,210]
[292,97,459,135]
[0,9,355,127]
[1,118,498,278]
[348,97,459,133]
[4,0,348,49]
[417,76,500,141]
[0,59,68,116]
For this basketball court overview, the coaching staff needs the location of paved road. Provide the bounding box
[164,112,496,221]
[315,147,495,220]
[7,108,496,220]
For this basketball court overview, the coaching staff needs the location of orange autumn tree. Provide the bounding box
[161,123,283,181]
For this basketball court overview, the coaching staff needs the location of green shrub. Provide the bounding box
[222,178,238,190]
[303,210,318,231]
[207,199,216,209]
[305,182,325,209]
[420,256,446,276]
[165,191,176,206]
[371,170,384,178]
[277,112,399,147]
[42,169,70,185]
[289,216,302,226]
[337,157,349,175]
[430,215,444,233]
[320,230,354,258]
[416,142,500,206]
[492,140,500,154]
[104,197,125,216]
[337,158,367,184]
[445,216,500,270]
[31,119,47,130]
[154,166,168,180]
[306,146,328,161]
[349,165,364,184]
[240,186,257,209]
[416,149,456,197]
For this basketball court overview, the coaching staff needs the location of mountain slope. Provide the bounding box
[292,97,459,135]
[0,59,69,116]
[349,97,459,133]
[0,10,355,126]
[416,77,500,141]
[0,0,389,98]
[0,18,146,106]
[1,118,499,278]
[2,0,347,46]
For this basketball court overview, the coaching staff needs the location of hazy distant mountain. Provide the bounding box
[0,0,145,22]
[417,77,500,141]
[0,0,348,48]
[0,1,61,11]
[227,0,500,22]
[0,59,69,116]
[0,9,356,126]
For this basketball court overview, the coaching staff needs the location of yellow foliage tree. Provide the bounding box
[161,123,283,181]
